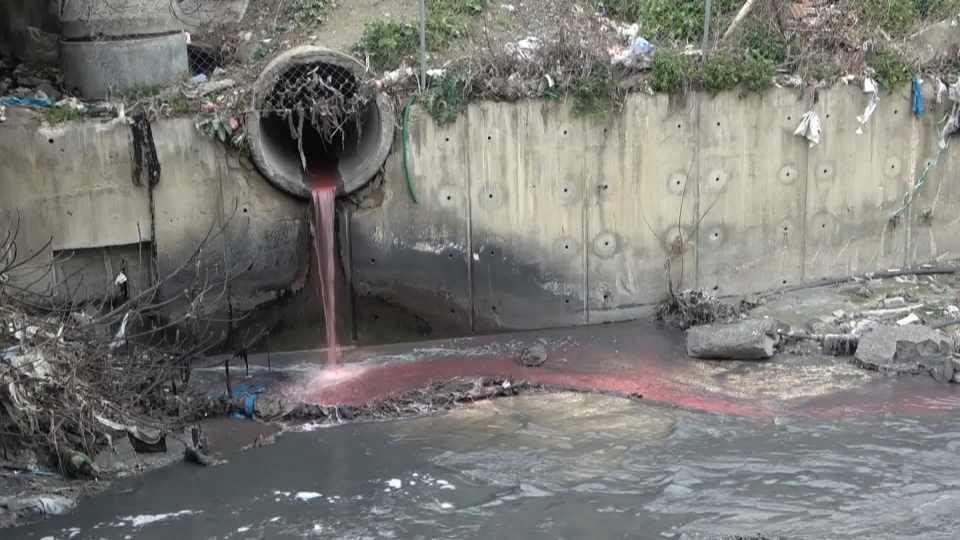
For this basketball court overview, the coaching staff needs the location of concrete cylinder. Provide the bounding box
[61,33,189,99]
[59,0,188,99]
[246,46,395,198]
[59,0,183,39]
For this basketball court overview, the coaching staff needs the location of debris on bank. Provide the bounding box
[656,289,751,330]
[284,377,544,424]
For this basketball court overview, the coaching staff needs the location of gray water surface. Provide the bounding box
[17,392,960,539]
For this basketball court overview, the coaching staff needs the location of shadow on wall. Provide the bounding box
[0,0,60,65]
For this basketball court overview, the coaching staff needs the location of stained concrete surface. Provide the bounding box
[4,84,958,347]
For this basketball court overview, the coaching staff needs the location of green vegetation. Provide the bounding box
[856,0,960,36]
[353,20,419,71]
[701,53,740,92]
[122,84,162,100]
[167,95,193,116]
[289,0,330,26]
[44,107,83,124]
[424,72,469,125]
[251,45,270,62]
[738,20,787,64]
[869,48,912,90]
[570,65,618,117]
[354,0,487,71]
[598,0,740,42]
[649,51,693,93]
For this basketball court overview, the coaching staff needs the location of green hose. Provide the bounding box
[402,96,419,205]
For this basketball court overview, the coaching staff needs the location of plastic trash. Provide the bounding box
[856,77,879,135]
[0,95,52,108]
[913,77,923,117]
[0,105,5,122]
[610,36,654,68]
[507,36,541,61]
[793,110,822,147]
[190,73,208,85]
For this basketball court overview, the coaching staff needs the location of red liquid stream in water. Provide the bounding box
[308,164,338,366]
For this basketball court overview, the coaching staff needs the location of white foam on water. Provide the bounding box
[120,510,198,527]
[294,492,322,501]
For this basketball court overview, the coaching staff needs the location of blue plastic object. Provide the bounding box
[913,77,923,118]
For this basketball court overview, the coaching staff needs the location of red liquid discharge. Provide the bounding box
[308,163,339,366]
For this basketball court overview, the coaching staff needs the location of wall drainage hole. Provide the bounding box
[242,208,248,213]
[601,184,609,191]
[787,116,792,121]
[563,130,568,135]
[489,249,495,256]
[785,171,791,177]
[448,253,455,259]
[603,294,610,300]
[712,286,719,291]
[449,308,456,314]
[370,258,376,264]
[714,177,721,183]
[781,279,788,285]
[782,226,788,232]
[894,109,899,115]
[713,232,719,239]
[445,137,450,142]
[716,121,721,127]
[564,244,570,250]
[676,180,681,186]
[487,135,492,140]
[603,241,610,246]
[676,123,682,129]
[446,195,452,201]
[823,168,829,174]
[826,114,831,119]
[372,314,380,321]
[48,138,54,144]
[564,299,570,304]
[487,193,494,199]
[491,306,498,312]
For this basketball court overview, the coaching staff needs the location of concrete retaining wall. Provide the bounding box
[1,83,955,346]
[350,84,950,342]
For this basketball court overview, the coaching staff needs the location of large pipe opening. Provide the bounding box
[247,47,394,198]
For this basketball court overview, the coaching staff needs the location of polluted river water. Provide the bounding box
[13,320,960,539]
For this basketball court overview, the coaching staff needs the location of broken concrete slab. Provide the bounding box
[854,324,954,374]
[686,318,781,360]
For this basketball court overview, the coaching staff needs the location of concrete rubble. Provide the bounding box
[854,324,955,376]
[686,318,782,360]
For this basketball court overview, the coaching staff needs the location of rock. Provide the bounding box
[854,325,953,374]
[882,296,907,308]
[184,445,214,466]
[519,344,548,367]
[930,356,956,383]
[686,318,781,360]
[2,495,76,518]
[64,450,98,479]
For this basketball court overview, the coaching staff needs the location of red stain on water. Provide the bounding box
[296,355,767,417]
[308,163,338,366]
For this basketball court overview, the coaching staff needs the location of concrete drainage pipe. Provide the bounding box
[246,47,395,198]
